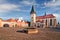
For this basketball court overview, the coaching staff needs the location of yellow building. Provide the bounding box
[0,18,28,27]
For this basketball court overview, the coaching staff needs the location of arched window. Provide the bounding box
[46,19,47,25]
[37,22,40,28]
[54,19,56,25]
[50,19,52,26]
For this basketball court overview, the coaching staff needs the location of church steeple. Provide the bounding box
[30,0,36,27]
[30,5,35,14]
[45,12,46,16]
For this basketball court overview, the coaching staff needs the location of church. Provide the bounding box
[30,5,57,28]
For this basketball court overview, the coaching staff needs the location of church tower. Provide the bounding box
[30,5,36,27]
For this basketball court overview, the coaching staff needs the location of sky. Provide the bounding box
[0,0,60,23]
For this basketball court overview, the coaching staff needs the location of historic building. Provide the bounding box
[30,5,57,28]
[0,18,28,27]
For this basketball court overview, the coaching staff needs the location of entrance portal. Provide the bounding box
[3,24,9,27]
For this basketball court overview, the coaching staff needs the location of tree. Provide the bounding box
[58,22,59,25]
[27,21,30,27]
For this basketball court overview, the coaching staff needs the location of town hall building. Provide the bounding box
[30,5,57,28]
[0,18,28,28]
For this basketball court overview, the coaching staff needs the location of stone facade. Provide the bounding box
[30,5,57,28]
[30,5,36,27]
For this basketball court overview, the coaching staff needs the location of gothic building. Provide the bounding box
[30,5,57,28]
[30,5,36,27]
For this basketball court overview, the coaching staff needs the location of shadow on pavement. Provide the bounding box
[16,29,27,33]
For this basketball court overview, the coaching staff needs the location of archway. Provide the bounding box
[3,24,9,27]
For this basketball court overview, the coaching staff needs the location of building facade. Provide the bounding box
[30,5,57,28]
[30,5,36,27]
[0,18,28,27]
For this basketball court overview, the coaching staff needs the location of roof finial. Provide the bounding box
[32,0,34,5]
[30,0,35,13]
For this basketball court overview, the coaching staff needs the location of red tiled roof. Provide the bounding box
[36,16,45,19]
[37,14,55,19]
[45,14,55,18]
[3,18,28,24]
[3,18,16,22]
[36,21,43,23]
[36,20,44,23]
[36,14,55,23]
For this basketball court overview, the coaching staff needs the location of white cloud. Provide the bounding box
[0,0,20,12]
[52,0,56,2]
[0,3,20,17]
[44,0,60,7]
[53,13,60,23]
[0,4,16,10]
[43,0,60,14]
[21,1,32,5]
[0,4,18,11]
[0,0,7,3]
[20,0,39,6]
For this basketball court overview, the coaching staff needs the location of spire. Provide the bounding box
[30,0,35,14]
[45,12,46,16]
[30,5,35,13]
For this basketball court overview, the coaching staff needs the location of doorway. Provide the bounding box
[3,24,9,27]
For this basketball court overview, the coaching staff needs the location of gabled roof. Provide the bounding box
[36,14,56,23]
[37,14,55,19]
[2,18,28,24]
[36,20,44,23]
[3,18,16,22]
[36,16,45,19]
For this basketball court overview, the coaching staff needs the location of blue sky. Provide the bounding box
[0,0,60,23]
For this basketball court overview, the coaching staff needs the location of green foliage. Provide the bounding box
[58,22,59,24]
[27,21,30,27]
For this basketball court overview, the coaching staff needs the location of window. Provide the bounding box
[54,19,56,25]
[37,22,40,28]
[32,19,33,22]
[50,19,52,26]
[46,19,47,25]
[32,17,33,19]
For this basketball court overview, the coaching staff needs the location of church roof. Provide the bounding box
[36,14,55,23]
[30,5,35,14]
[37,14,55,19]
[36,20,44,23]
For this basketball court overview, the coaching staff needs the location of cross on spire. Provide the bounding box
[30,0,35,13]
